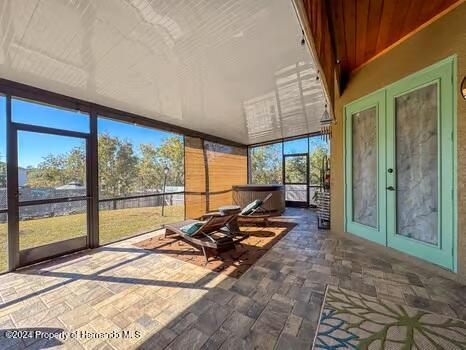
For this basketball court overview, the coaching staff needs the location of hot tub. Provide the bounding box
[232,184,285,214]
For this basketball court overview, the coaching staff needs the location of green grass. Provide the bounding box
[0,205,184,272]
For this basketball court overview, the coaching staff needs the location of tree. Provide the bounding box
[17,133,184,198]
[285,156,307,183]
[27,153,68,188]
[155,137,184,187]
[0,163,6,188]
[250,145,282,184]
[25,146,86,188]
[98,133,138,198]
[309,146,328,185]
[64,147,86,185]
[137,137,184,191]
[138,143,161,191]
[0,152,6,188]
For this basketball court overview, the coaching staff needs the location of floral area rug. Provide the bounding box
[314,285,466,349]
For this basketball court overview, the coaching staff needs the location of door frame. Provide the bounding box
[7,117,92,268]
[344,90,387,245]
[283,153,309,207]
[343,56,457,271]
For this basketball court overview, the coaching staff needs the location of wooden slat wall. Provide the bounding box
[185,136,207,219]
[184,137,247,219]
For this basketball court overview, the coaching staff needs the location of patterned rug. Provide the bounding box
[134,221,296,278]
[314,285,466,349]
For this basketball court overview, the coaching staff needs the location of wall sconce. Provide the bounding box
[461,77,466,100]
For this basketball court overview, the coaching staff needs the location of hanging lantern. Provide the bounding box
[320,104,333,141]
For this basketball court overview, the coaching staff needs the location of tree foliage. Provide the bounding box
[285,156,307,183]
[250,141,329,186]
[137,137,184,193]
[309,146,328,185]
[23,135,184,198]
[0,152,6,187]
[250,145,282,184]
[98,133,139,197]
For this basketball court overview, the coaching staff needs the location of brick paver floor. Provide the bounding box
[0,208,465,349]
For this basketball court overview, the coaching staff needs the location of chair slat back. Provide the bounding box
[249,193,273,215]
[262,193,273,204]
[198,213,236,234]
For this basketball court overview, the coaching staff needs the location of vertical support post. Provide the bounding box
[6,95,19,270]
[162,176,167,217]
[162,166,169,217]
[88,111,99,248]
[306,137,310,207]
[202,140,210,213]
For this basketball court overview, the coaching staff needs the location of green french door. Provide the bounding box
[345,57,456,271]
[345,90,386,245]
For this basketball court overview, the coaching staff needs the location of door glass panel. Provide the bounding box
[19,201,87,250]
[18,131,87,201]
[395,84,438,244]
[352,106,377,228]
[285,155,307,183]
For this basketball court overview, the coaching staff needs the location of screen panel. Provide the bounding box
[98,117,185,243]
[249,142,282,184]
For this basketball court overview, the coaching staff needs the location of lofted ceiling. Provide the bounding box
[0,0,328,145]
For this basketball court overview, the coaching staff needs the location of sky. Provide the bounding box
[4,98,180,168]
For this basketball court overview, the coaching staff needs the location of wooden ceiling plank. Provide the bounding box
[344,0,357,71]
[375,0,399,53]
[418,0,442,31]
[355,0,370,68]
[364,0,384,62]
[387,0,410,45]
[331,0,348,75]
[400,0,429,38]
[353,0,465,73]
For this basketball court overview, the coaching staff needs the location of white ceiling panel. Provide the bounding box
[0,0,327,144]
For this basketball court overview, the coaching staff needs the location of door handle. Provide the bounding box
[386,186,395,191]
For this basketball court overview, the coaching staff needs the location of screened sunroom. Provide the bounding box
[0,1,465,349]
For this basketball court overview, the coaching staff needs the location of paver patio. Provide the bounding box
[0,208,464,349]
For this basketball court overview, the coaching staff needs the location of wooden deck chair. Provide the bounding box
[237,193,277,226]
[163,213,237,263]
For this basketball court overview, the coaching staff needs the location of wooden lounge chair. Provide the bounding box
[206,193,276,227]
[237,193,277,226]
[163,213,238,264]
